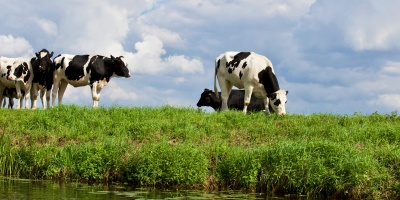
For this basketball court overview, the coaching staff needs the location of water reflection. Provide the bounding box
[0,177,306,199]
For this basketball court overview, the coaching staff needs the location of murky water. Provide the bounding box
[0,177,306,199]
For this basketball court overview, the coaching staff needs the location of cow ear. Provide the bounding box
[50,51,54,58]
[110,55,115,62]
[35,52,39,58]
[286,90,289,95]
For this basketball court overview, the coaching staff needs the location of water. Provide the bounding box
[0,177,305,199]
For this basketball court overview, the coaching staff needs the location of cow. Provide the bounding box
[52,54,131,108]
[214,52,288,115]
[1,87,25,108]
[197,88,274,113]
[30,49,54,109]
[2,87,16,108]
[0,57,33,109]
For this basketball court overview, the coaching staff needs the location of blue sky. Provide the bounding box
[1,0,400,114]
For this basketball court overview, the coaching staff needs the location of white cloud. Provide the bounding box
[54,0,130,55]
[103,82,138,101]
[373,94,400,109]
[0,35,34,57]
[380,61,400,76]
[136,23,186,48]
[33,17,58,37]
[124,35,204,75]
[174,77,186,84]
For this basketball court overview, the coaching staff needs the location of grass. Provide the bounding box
[0,105,399,199]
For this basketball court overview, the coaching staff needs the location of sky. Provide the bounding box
[1,0,400,115]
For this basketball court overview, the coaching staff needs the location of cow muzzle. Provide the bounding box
[7,76,15,81]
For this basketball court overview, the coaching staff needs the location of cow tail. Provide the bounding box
[214,58,219,99]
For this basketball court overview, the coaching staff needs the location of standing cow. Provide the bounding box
[1,87,20,108]
[30,49,54,109]
[197,88,273,113]
[0,57,33,109]
[214,52,288,115]
[52,54,131,108]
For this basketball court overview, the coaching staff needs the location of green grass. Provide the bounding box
[0,105,399,199]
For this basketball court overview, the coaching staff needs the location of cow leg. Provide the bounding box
[243,85,254,114]
[91,82,101,108]
[218,79,232,112]
[51,80,59,107]
[0,86,5,108]
[31,84,39,109]
[15,84,22,109]
[8,97,13,109]
[263,97,270,114]
[57,80,68,106]
[46,89,51,109]
[1,97,5,108]
[23,90,30,109]
[40,89,46,109]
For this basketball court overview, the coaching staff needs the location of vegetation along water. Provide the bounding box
[0,105,399,199]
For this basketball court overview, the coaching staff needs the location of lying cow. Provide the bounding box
[0,57,33,109]
[214,52,288,115]
[52,54,131,108]
[197,88,273,113]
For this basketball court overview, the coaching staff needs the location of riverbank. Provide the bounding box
[0,105,399,199]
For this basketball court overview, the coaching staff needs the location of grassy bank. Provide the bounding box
[0,105,399,199]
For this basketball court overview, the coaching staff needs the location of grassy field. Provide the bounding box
[0,105,399,199]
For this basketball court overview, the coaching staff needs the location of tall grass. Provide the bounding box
[0,105,399,199]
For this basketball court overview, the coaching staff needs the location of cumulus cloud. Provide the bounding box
[295,0,400,52]
[124,35,204,75]
[0,35,34,57]
[54,0,130,54]
[103,82,138,101]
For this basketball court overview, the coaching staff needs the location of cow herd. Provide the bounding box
[1,50,288,115]
[0,49,130,109]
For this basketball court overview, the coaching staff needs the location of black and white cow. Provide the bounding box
[52,54,131,108]
[1,87,25,109]
[214,52,288,115]
[2,87,16,108]
[0,57,33,109]
[197,88,274,113]
[30,49,54,109]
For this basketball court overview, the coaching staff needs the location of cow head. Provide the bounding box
[34,49,54,73]
[197,88,221,110]
[267,90,288,116]
[110,55,131,78]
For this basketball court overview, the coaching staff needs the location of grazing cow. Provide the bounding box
[214,52,288,115]
[197,88,274,113]
[52,54,131,108]
[30,49,54,109]
[0,57,33,109]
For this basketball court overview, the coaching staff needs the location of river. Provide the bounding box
[0,177,307,199]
